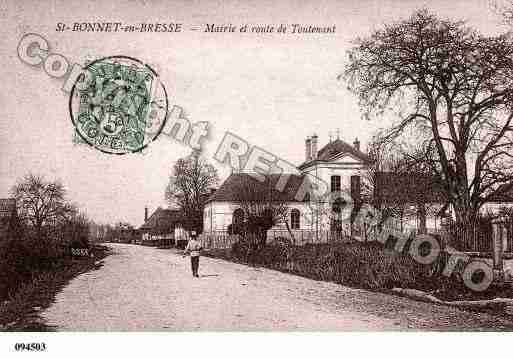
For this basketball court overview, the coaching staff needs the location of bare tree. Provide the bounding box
[232,174,293,247]
[491,0,513,25]
[344,9,513,225]
[11,174,76,236]
[399,142,450,233]
[362,135,407,228]
[362,132,448,234]
[57,212,91,246]
[165,151,219,233]
[303,197,332,242]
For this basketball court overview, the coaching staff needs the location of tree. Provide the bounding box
[303,196,332,242]
[492,0,513,25]
[400,141,450,232]
[104,224,117,242]
[57,212,91,247]
[11,174,76,236]
[232,174,292,246]
[165,151,219,233]
[88,221,109,243]
[344,9,513,225]
[362,136,410,230]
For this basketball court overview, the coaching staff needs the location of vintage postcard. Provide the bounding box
[1,0,513,356]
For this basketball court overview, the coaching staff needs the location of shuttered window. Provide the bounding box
[331,175,341,192]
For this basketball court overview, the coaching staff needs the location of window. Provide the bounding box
[331,175,341,192]
[290,209,300,229]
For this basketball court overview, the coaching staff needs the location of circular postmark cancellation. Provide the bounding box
[69,56,168,154]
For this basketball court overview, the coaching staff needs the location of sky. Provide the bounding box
[0,0,508,226]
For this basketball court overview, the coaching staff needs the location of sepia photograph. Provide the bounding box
[1,0,513,357]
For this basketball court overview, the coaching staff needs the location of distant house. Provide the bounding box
[374,173,513,233]
[373,172,448,233]
[0,198,17,238]
[139,207,187,246]
[481,183,513,210]
[116,225,140,244]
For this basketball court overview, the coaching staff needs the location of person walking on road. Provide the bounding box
[183,232,203,277]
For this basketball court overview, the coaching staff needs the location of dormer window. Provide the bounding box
[331,175,341,192]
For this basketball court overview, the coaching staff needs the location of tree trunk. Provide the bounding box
[453,201,479,226]
[452,200,480,250]
[259,229,267,248]
[417,203,427,234]
[284,220,296,245]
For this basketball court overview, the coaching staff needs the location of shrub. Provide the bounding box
[231,239,443,291]
[231,234,260,263]
[0,232,68,301]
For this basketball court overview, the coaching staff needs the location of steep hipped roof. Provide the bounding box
[298,139,371,169]
[0,198,16,219]
[374,172,446,204]
[139,208,183,231]
[207,173,309,203]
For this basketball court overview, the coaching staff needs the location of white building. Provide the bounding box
[203,135,371,240]
[201,134,513,252]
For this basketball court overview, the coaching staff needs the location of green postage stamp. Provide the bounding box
[69,56,168,154]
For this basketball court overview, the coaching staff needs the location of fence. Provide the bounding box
[363,220,504,253]
[199,230,353,249]
[140,233,175,247]
[438,218,513,253]
[441,221,492,252]
[199,231,241,249]
[266,230,352,246]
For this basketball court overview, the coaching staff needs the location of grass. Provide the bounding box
[0,245,110,331]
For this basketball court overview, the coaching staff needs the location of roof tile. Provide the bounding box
[207,173,309,203]
[299,139,370,169]
[139,208,183,231]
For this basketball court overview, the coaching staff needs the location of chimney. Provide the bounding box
[305,137,311,161]
[311,134,318,160]
[353,137,360,151]
[144,206,148,222]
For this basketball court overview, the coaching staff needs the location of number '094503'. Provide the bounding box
[14,343,47,351]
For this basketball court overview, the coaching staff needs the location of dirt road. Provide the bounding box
[41,244,513,331]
